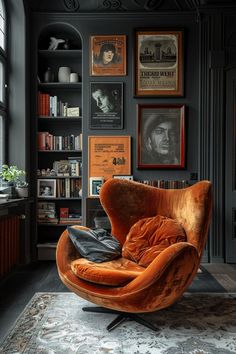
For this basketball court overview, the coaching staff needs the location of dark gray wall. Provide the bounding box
[25,1,236,263]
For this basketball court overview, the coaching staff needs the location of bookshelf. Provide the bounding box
[36,25,83,260]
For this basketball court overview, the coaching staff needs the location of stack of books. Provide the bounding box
[59,207,82,225]
[37,202,58,224]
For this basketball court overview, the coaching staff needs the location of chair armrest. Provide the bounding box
[120,242,199,296]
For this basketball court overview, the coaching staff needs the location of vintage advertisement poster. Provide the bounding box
[90,35,126,76]
[88,136,131,182]
[90,82,123,129]
[135,30,183,96]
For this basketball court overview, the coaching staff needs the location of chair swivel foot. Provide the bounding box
[82,306,158,331]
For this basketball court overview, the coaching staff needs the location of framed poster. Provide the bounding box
[135,29,183,97]
[90,35,126,76]
[88,136,131,183]
[90,82,123,129]
[137,104,185,169]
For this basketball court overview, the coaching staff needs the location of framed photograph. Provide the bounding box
[113,175,134,181]
[90,35,126,76]
[89,177,104,197]
[137,104,185,169]
[90,82,123,129]
[88,136,131,185]
[37,179,56,198]
[135,29,183,97]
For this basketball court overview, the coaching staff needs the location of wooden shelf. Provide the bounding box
[38,82,82,89]
[38,116,82,121]
[37,197,81,200]
[37,176,82,179]
[38,49,82,58]
[38,150,82,153]
[38,223,81,227]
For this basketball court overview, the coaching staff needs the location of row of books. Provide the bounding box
[38,132,82,151]
[138,180,190,189]
[37,203,81,225]
[56,178,82,198]
[38,92,80,117]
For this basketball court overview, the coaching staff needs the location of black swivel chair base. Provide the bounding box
[82,306,158,332]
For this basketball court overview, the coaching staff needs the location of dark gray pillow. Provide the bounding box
[67,227,121,263]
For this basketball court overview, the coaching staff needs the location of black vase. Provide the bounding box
[44,67,54,83]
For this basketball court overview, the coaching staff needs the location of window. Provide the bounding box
[0,0,6,168]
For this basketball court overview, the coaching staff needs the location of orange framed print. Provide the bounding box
[135,29,183,97]
[90,35,126,76]
[137,104,185,169]
[88,136,131,183]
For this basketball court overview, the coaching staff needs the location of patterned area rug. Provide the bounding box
[0,292,236,354]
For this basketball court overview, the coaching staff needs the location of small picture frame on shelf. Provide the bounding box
[38,179,56,198]
[90,82,123,129]
[137,104,185,169]
[90,35,126,76]
[113,175,134,181]
[89,177,104,197]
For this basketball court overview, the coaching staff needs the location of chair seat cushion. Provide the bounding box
[122,215,186,267]
[71,257,145,286]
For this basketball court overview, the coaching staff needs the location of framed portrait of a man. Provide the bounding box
[90,82,123,129]
[90,35,126,76]
[137,104,185,169]
[135,29,183,97]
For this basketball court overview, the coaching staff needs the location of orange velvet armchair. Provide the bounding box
[56,179,212,331]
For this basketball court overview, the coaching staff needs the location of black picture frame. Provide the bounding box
[89,82,124,129]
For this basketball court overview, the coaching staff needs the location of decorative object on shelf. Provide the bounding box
[90,35,126,76]
[137,104,185,169]
[67,107,80,117]
[48,37,65,50]
[63,0,80,12]
[38,179,57,198]
[88,136,131,184]
[44,67,54,83]
[58,66,71,83]
[90,82,123,129]
[89,177,104,197]
[135,29,183,97]
[63,39,71,50]
[69,72,79,83]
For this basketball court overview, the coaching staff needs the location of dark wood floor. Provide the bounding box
[0,261,234,342]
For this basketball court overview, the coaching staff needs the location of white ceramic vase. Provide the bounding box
[58,67,71,83]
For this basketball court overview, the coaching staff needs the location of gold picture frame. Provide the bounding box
[90,35,126,76]
[135,29,183,97]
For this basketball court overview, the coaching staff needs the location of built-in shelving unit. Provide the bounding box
[36,24,83,260]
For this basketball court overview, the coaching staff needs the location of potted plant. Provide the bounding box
[0,164,27,198]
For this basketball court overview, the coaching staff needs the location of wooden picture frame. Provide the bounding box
[89,177,104,197]
[88,136,131,186]
[137,104,185,169]
[135,29,183,97]
[37,179,57,198]
[90,35,126,76]
[90,82,123,129]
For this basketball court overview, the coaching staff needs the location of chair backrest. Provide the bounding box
[100,179,212,258]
